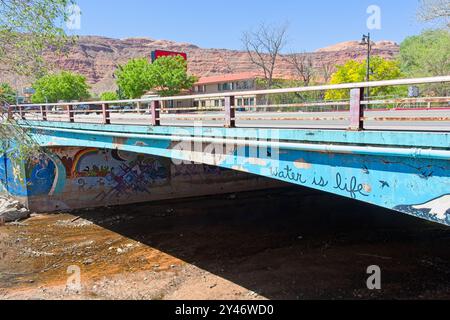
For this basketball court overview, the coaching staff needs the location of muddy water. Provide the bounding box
[0,187,449,300]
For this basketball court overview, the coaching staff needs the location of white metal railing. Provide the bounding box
[4,76,450,131]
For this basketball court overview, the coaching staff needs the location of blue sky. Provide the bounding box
[71,0,429,52]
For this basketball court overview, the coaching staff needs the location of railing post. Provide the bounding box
[102,103,110,124]
[224,96,235,128]
[18,105,25,120]
[67,105,74,123]
[151,100,160,126]
[7,106,13,120]
[348,88,364,131]
[40,105,47,121]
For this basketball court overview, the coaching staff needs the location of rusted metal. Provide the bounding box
[8,76,450,108]
[349,88,364,131]
[236,116,349,121]
[366,117,450,121]
[7,106,13,120]
[102,103,110,125]
[237,101,350,110]
[225,96,235,128]
[151,101,160,126]
[18,105,25,120]
[362,97,450,105]
[165,117,226,121]
[40,105,47,121]
[67,105,75,123]
[161,107,224,112]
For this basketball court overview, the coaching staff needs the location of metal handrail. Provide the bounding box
[9,76,450,108]
[5,76,450,131]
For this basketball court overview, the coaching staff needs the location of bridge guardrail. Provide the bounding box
[5,76,450,131]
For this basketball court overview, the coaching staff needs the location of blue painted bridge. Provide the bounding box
[1,77,450,226]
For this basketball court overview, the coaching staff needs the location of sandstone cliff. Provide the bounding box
[0,36,399,95]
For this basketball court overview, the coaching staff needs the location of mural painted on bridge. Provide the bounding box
[221,148,450,226]
[0,146,267,211]
[168,141,450,226]
[22,148,171,201]
[2,124,449,226]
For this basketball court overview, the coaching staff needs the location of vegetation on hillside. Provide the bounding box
[0,83,16,104]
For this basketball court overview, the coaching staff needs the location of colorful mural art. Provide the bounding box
[1,120,449,226]
[31,147,171,200]
[0,146,276,212]
[222,149,450,225]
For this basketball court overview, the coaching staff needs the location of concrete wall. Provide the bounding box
[0,153,29,205]
[0,147,286,212]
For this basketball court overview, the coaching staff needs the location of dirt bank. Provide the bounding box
[1,187,449,300]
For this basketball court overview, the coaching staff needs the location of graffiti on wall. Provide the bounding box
[171,163,231,178]
[216,147,450,225]
[10,148,170,202]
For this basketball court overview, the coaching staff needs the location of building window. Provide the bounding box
[195,85,205,93]
[218,84,222,91]
[201,101,206,108]
[249,97,255,106]
[214,100,220,107]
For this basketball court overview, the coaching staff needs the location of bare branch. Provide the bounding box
[418,0,450,28]
[288,52,315,86]
[242,22,289,89]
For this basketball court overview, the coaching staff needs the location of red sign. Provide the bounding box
[151,50,187,62]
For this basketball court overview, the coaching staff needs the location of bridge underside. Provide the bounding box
[2,121,450,226]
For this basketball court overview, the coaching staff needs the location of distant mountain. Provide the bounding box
[0,36,399,95]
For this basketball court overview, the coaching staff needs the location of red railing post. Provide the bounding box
[348,88,364,131]
[7,106,13,120]
[67,105,74,123]
[224,96,235,128]
[18,105,25,120]
[102,103,110,124]
[151,100,160,126]
[40,105,47,121]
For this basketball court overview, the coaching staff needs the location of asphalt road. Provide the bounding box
[22,109,450,131]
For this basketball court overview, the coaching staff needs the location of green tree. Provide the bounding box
[115,58,153,99]
[149,55,198,96]
[0,0,77,75]
[399,29,450,77]
[100,91,118,101]
[325,57,405,100]
[31,71,90,103]
[115,56,198,98]
[0,83,16,104]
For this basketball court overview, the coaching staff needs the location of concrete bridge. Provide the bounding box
[1,76,450,226]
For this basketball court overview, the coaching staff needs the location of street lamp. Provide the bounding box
[360,33,372,100]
